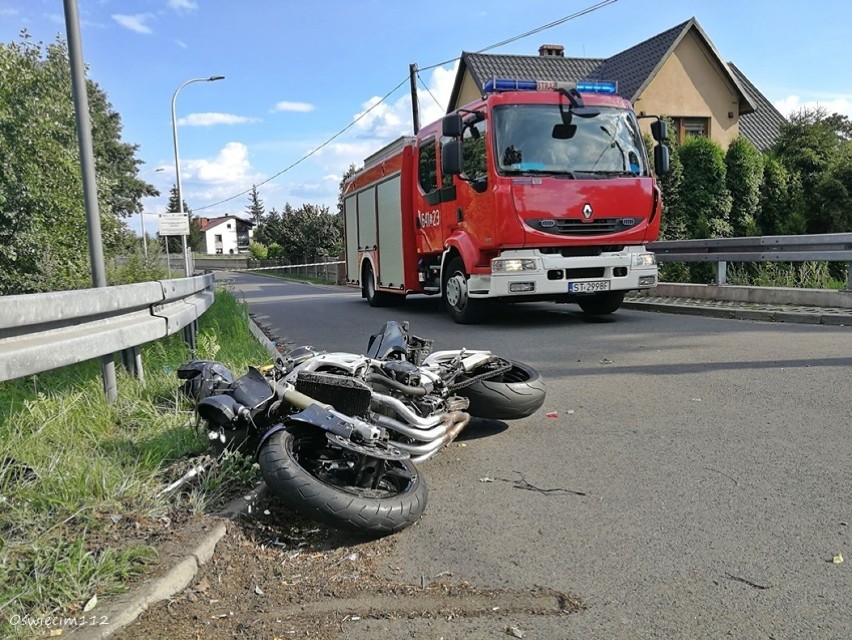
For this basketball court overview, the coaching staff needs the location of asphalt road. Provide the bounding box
[220,272,852,639]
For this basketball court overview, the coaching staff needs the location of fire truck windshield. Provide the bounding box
[493,105,648,177]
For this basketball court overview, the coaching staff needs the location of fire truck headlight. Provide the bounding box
[492,258,539,272]
[631,253,656,267]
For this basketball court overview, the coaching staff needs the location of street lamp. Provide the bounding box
[140,167,164,260]
[171,75,225,276]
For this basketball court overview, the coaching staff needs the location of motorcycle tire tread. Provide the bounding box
[459,360,546,421]
[258,429,427,536]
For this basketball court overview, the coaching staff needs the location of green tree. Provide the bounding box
[725,137,764,236]
[757,155,806,235]
[245,184,265,226]
[337,164,358,216]
[773,107,849,233]
[814,141,852,233]
[255,203,342,260]
[679,137,733,239]
[655,117,687,240]
[0,35,155,294]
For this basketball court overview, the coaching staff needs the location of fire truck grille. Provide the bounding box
[526,218,640,236]
[295,371,372,417]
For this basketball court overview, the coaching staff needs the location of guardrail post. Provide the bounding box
[120,346,144,382]
[715,261,727,285]
[183,320,197,355]
[846,261,851,291]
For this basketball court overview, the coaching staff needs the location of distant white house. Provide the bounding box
[197,216,254,255]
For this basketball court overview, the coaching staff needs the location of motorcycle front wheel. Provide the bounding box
[258,426,427,536]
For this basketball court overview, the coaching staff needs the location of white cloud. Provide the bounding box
[273,101,315,113]
[177,112,260,126]
[773,94,852,118]
[0,8,19,16]
[174,39,188,49]
[112,13,154,34]
[167,0,198,11]
[181,142,264,202]
[350,61,458,142]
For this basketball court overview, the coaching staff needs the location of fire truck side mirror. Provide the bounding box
[442,139,463,176]
[442,114,464,138]
[654,144,670,176]
[650,120,668,142]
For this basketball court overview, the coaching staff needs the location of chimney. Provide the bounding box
[538,44,565,57]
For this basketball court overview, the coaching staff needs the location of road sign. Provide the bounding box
[159,213,190,236]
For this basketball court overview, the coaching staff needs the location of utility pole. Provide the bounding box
[409,63,420,134]
[63,0,117,402]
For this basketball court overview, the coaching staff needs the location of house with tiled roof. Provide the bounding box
[447,18,785,151]
[197,215,254,255]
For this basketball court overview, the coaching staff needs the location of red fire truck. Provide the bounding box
[342,78,669,323]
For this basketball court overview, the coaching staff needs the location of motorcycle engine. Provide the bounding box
[380,360,421,386]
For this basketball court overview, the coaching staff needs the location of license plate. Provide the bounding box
[568,280,610,293]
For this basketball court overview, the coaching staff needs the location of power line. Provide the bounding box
[196,0,618,212]
[196,75,409,211]
[418,0,619,72]
[417,70,443,111]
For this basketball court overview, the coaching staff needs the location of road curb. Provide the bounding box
[623,299,852,326]
[69,487,264,639]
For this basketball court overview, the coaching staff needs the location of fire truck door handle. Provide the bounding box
[456,207,464,222]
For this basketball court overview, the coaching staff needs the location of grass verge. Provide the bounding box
[0,286,271,636]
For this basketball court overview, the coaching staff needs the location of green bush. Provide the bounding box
[679,137,732,239]
[248,242,268,260]
[725,137,763,236]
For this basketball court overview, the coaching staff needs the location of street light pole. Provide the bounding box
[140,167,164,260]
[170,75,224,276]
[140,207,148,260]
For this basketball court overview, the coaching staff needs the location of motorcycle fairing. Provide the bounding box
[254,404,356,459]
[365,321,408,360]
[197,394,243,426]
[229,367,275,407]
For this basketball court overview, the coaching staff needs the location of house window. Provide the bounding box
[214,234,222,242]
[672,117,711,144]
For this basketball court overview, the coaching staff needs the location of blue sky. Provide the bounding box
[1,0,850,236]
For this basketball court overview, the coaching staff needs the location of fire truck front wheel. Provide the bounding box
[577,291,625,315]
[443,257,486,324]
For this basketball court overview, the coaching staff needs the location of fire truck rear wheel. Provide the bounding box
[443,257,485,324]
[362,262,393,307]
[577,291,625,315]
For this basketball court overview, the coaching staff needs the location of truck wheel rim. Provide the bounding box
[446,273,466,309]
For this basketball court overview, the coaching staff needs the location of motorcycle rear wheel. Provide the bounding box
[457,359,546,420]
[259,426,427,536]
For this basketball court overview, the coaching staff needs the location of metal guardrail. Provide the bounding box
[0,274,214,383]
[649,232,852,286]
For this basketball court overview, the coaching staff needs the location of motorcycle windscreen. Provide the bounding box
[365,321,408,360]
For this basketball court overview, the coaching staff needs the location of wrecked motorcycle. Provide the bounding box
[178,321,545,535]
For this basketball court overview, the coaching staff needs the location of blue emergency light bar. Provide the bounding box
[483,78,618,95]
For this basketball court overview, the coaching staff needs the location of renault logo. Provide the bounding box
[582,203,593,220]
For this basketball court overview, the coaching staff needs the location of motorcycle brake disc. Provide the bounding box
[325,433,409,461]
